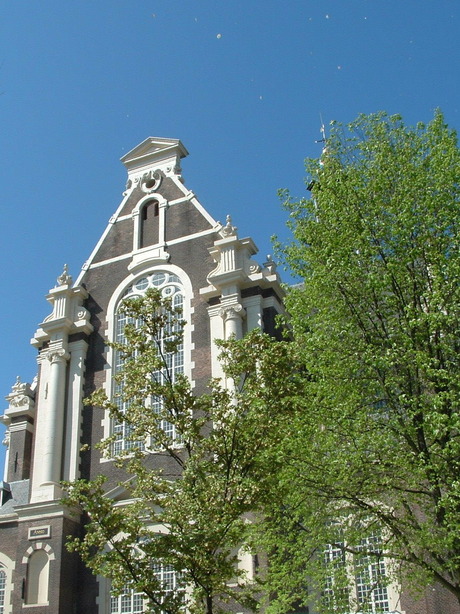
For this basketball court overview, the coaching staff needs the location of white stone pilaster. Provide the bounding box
[243,295,263,332]
[63,339,88,482]
[2,431,9,482]
[159,198,168,248]
[207,305,225,380]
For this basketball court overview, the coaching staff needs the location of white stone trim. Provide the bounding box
[83,226,219,273]
[0,551,15,614]
[207,305,225,381]
[82,252,133,270]
[28,526,51,540]
[0,513,17,524]
[261,294,284,311]
[8,421,34,434]
[63,338,89,483]
[15,501,76,522]
[169,191,218,228]
[75,191,133,287]
[131,192,168,252]
[241,295,263,332]
[21,542,55,564]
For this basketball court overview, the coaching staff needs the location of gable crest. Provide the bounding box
[121,137,188,178]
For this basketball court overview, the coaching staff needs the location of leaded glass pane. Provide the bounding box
[354,532,390,613]
[0,569,5,614]
[110,585,145,614]
[109,563,183,614]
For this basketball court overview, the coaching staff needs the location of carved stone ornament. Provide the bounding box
[2,430,10,448]
[9,396,29,408]
[6,376,34,409]
[247,261,261,274]
[11,375,25,395]
[56,264,72,287]
[140,170,162,194]
[165,163,182,176]
[220,215,238,238]
[123,178,133,196]
[75,306,90,322]
[46,348,70,364]
[219,304,245,321]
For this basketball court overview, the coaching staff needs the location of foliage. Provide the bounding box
[259,110,460,612]
[63,288,296,614]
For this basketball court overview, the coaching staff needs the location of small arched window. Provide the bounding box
[26,550,49,605]
[140,200,160,248]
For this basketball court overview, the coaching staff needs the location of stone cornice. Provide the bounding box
[15,500,80,522]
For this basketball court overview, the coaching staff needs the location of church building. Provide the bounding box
[0,137,284,613]
[0,138,458,614]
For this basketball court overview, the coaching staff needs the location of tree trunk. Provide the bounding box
[205,594,213,614]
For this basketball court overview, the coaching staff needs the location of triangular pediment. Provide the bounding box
[121,137,189,173]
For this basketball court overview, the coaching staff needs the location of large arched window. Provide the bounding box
[112,271,185,455]
[0,552,15,614]
[0,567,6,614]
[323,530,391,613]
[106,562,183,614]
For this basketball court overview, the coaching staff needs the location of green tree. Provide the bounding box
[258,111,460,613]
[63,288,295,614]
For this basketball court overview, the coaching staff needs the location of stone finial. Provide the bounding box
[220,215,238,238]
[12,375,23,393]
[57,264,72,287]
[264,254,277,274]
[10,376,30,399]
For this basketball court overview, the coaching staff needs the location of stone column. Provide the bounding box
[220,304,245,340]
[41,347,69,486]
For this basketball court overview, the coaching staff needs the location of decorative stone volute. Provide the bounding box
[219,303,246,322]
[219,303,246,340]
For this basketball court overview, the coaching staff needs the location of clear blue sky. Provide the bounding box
[1,1,460,467]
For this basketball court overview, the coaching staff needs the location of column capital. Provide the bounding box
[219,303,245,322]
[46,347,70,364]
